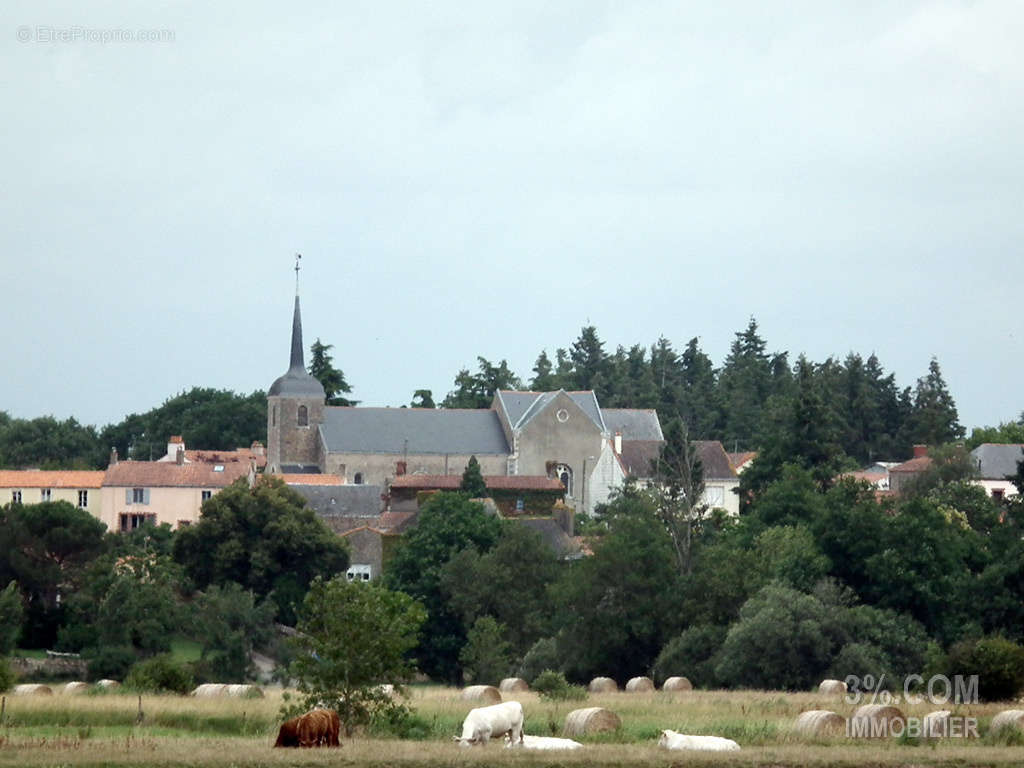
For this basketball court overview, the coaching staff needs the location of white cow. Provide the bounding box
[505,734,583,750]
[658,729,740,752]
[453,701,524,747]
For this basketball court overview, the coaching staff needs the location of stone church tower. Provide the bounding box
[266,292,325,473]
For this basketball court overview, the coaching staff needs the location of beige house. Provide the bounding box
[100,451,252,532]
[0,470,104,515]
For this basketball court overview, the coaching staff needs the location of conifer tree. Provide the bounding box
[460,456,487,498]
[309,339,356,406]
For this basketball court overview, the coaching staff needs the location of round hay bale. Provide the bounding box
[588,677,618,693]
[13,684,53,696]
[460,685,502,705]
[625,676,655,693]
[191,683,229,698]
[662,676,692,692]
[849,705,906,737]
[499,677,529,693]
[818,679,847,695]
[794,710,846,736]
[922,710,953,738]
[95,679,120,690]
[62,681,90,695]
[563,707,621,737]
[990,709,1024,734]
[225,684,264,698]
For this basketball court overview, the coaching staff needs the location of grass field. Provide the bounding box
[1,685,1022,767]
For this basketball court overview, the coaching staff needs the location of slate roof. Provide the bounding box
[268,296,326,398]
[0,470,105,489]
[519,518,580,559]
[390,475,564,491]
[971,443,1024,480]
[694,441,738,480]
[495,390,605,431]
[103,461,248,487]
[320,407,509,455]
[618,441,662,478]
[289,484,383,518]
[601,409,664,441]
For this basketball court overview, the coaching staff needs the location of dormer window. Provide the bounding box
[297,405,308,427]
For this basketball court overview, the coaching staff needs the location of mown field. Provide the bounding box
[1,686,1022,767]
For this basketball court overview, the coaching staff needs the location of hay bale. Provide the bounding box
[794,710,846,736]
[849,705,906,737]
[226,684,264,698]
[460,685,502,705]
[96,679,120,690]
[922,710,956,738]
[625,676,655,693]
[191,683,229,698]
[13,684,53,696]
[62,681,90,695]
[990,709,1024,734]
[818,679,847,695]
[662,676,692,692]
[499,677,529,693]
[588,677,618,693]
[563,707,621,737]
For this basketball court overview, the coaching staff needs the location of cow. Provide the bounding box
[453,701,524,748]
[658,729,740,752]
[505,734,583,750]
[274,709,341,748]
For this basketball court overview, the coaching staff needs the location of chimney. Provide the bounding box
[109,447,118,466]
[176,446,185,465]
[913,444,928,459]
[251,440,265,457]
[167,435,184,461]
[614,431,622,455]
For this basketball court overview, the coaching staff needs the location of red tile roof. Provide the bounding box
[103,461,248,488]
[279,474,346,486]
[0,470,105,489]
[185,448,267,468]
[890,456,933,473]
[728,451,757,471]
[389,475,564,491]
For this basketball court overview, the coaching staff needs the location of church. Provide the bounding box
[266,291,664,516]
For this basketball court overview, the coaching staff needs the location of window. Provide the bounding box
[272,405,277,427]
[554,463,573,497]
[297,405,308,426]
[177,520,192,528]
[77,490,89,508]
[201,490,213,502]
[119,512,155,532]
[992,488,1005,503]
[130,488,149,504]
[353,472,363,485]
[704,485,725,508]
[515,497,525,512]
[41,488,52,502]
[11,490,21,504]
[346,564,372,582]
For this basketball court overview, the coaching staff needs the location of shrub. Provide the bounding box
[653,624,727,688]
[943,636,1024,702]
[85,645,137,681]
[459,617,512,685]
[0,656,16,692]
[124,654,194,694]
[531,669,586,701]
[519,637,561,683]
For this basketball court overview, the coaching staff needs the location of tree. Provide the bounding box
[459,616,513,684]
[288,576,426,734]
[173,476,349,624]
[569,326,610,398]
[718,318,773,450]
[530,350,557,391]
[460,456,487,498]
[0,581,23,654]
[309,339,357,406]
[908,358,964,446]
[650,419,708,575]
[192,583,276,682]
[383,492,502,682]
[410,389,435,409]
[0,415,103,469]
[967,413,1024,450]
[442,358,522,409]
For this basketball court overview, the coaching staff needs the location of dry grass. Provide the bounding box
[1,686,1022,767]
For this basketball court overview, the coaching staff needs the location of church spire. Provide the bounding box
[289,295,305,372]
[267,256,325,399]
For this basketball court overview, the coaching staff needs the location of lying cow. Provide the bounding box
[274,708,341,748]
[658,729,740,752]
[505,734,583,750]
[453,701,524,747]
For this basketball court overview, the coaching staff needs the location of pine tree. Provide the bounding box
[719,318,773,450]
[460,456,487,498]
[908,358,964,446]
[569,326,610,395]
[308,339,356,406]
[530,350,556,391]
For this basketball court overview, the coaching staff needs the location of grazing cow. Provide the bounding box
[505,734,583,750]
[274,709,341,748]
[658,729,740,752]
[453,701,524,748]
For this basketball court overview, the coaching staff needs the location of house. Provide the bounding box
[970,443,1023,501]
[100,443,253,531]
[265,290,663,516]
[157,435,268,471]
[0,470,104,515]
[727,451,757,474]
[695,441,741,517]
[888,445,932,494]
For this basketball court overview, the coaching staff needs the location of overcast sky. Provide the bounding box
[2,1,1022,438]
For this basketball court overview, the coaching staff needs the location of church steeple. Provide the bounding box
[267,259,325,399]
[289,295,306,372]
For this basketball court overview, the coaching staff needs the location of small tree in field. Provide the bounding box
[287,576,426,735]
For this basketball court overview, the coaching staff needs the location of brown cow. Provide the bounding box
[275,708,341,748]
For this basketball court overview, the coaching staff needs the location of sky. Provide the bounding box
[2,1,1022,436]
